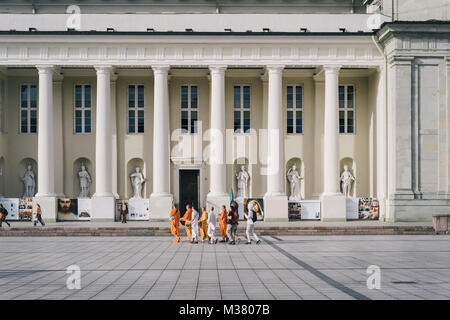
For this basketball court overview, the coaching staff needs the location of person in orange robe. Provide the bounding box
[169,204,181,243]
[199,207,209,242]
[180,204,192,241]
[218,205,227,242]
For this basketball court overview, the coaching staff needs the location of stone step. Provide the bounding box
[0,225,436,236]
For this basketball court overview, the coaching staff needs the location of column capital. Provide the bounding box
[152,65,170,74]
[266,64,285,73]
[323,64,342,73]
[94,65,113,74]
[36,65,55,74]
[209,65,227,74]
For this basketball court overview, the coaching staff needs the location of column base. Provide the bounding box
[206,193,229,211]
[33,196,57,222]
[92,196,115,221]
[321,193,347,222]
[263,195,288,222]
[149,193,173,221]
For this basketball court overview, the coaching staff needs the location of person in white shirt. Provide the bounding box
[207,207,218,244]
[244,202,261,244]
[190,206,200,244]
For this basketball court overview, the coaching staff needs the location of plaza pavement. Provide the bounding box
[0,235,449,300]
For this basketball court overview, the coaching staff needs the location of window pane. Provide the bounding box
[296,111,302,134]
[243,86,250,109]
[30,85,37,108]
[128,110,135,133]
[339,86,345,109]
[85,85,91,108]
[286,86,293,109]
[21,110,28,133]
[85,110,91,133]
[181,86,188,109]
[128,86,135,108]
[339,110,345,133]
[234,110,241,132]
[191,111,198,133]
[347,86,354,109]
[30,110,37,126]
[347,111,354,133]
[137,85,144,108]
[75,85,82,108]
[287,110,293,133]
[181,110,189,132]
[233,86,240,109]
[30,125,37,133]
[243,110,250,132]
[21,85,28,108]
[296,86,302,109]
[191,86,198,109]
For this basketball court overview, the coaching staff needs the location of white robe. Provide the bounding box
[207,210,216,238]
[191,210,199,240]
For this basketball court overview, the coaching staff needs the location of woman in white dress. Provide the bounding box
[207,207,217,244]
[190,206,200,244]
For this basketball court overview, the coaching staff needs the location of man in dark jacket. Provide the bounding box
[0,204,10,227]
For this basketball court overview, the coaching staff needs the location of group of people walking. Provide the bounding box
[169,201,260,245]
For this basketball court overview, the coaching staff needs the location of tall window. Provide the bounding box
[286,85,303,134]
[128,85,145,134]
[74,84,92,134]
[233,85,251,133]
[180,85,198,134]
[339,85,355,134]
[20,84,37,134]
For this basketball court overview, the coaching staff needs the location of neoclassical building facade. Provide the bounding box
[0,1,448,222]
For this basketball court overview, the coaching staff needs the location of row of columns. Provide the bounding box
[35,64,344,213]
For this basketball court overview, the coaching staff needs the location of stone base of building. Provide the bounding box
[321,194,346,222]
[149,193,173,221]
[388,199,450,222]
[206,193,229,211]
[92,196,116,221]
[33,196,57,222]
[263,195,288,222]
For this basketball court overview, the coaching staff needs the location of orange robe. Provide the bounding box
[219,208,227,240]
[180,209,192,238]
[199,210,209,240]
[170,208,180,242]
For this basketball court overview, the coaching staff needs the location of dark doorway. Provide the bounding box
[179,169,199,215]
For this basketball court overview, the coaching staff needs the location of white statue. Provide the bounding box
[287,164,302,201]
[130,167,145,199]
[340,165,355,197]
[21,164,35,198]
[78,164,91,198]
[236,165,249,198]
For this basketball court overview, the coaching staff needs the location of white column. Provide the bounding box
[323,65,341,196]
[263,65,288,222]
[35,65,55,197]
[321,65,346,222]
[266,65,285,196]
[150,65,173,219]
[208,65,227,197]
[94,66,113,197]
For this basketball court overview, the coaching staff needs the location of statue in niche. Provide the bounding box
[130,167,146,199]
[21,164,36,198]
[340,165,355,197]
[78,164,91,198]
[236,165,249,198]
[287,164,303,201]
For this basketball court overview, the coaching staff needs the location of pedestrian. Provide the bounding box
[218,205,228,242]
[33,204,45,226]
[0,204,10,228]
[199,207,209,242]
[190,205,200,244]
[169,204,181,243]
[180,204,192,241]
[119,200,128,223]
[207,207,217,244]
[244,202,261,244]
[226,202,239,245]
[232,201,241,244]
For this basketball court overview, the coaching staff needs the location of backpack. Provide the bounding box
[251,210,257,223]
